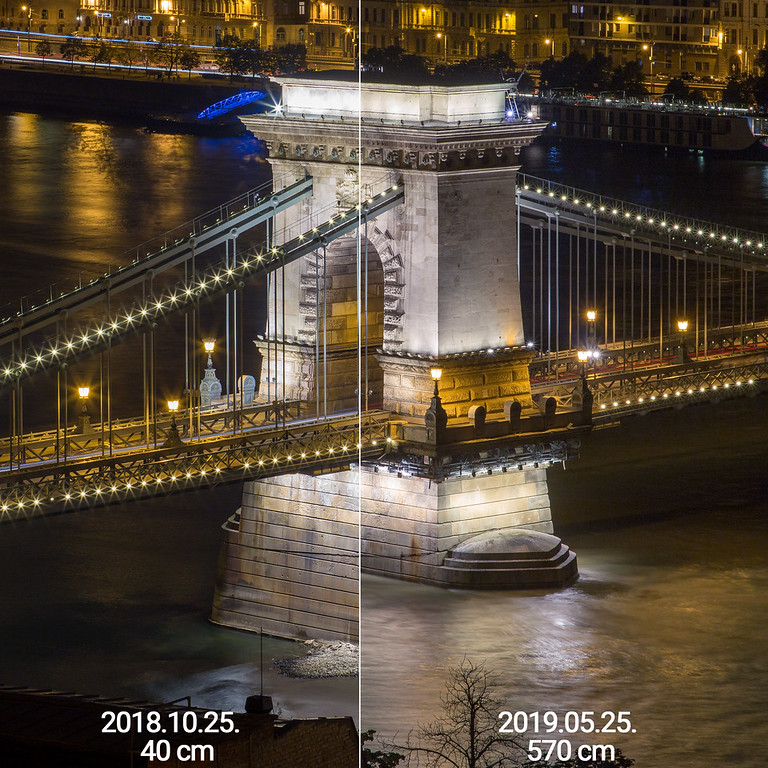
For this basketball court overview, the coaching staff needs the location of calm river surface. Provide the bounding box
[1,110,768,764]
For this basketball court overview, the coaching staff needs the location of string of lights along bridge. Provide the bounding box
[0,162,766,521]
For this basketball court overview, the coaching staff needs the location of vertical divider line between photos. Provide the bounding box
[356,4,364,747]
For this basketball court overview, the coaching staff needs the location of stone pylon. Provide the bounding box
[211,78,581,642]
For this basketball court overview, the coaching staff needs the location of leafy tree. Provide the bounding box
[91,41,115,72]
[60,37,87,70]
[216,34,248,80]
[607,61,647,97]
[579,52,613,92]
[663,77,707,104]
[362,45,430,78]
[745,47,768,106]
[118,44,140,74]
[362,730,405,768]
[179,46,200,79]
[34,39,52,66]
[754,46,768,77]
[156,32,185,76]
[274,43,307,74]
[540,51,589,91]
[433,51,519,83]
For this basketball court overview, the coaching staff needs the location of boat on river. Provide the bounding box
[535,95,768,154]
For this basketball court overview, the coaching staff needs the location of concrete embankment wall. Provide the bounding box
[0,64,249,118]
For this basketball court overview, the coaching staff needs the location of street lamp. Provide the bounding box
[424,367,447,443]
[200,338,222,407]
[345,26,357,62]
[577,350,589,378]
[545,37,555,58]
[642,43,655,94]
[677,319,689,363]
[163,399,184,448]
[737,48,745,75]
[204,338,215,366]
[436,32,447,62]
[430,367,442,396]
[21,4,31,52]
[586,309,597,348]
[76,386,92,434]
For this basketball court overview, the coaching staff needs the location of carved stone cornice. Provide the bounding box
[240,115,547,171]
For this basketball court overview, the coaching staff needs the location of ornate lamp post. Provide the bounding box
[424,367,448,444]
[163,399,184,448]
[577,350,589,379]
[586,309,597,348]
[76,386,92,434]
[677,319,689,363]
[200,338,222,407]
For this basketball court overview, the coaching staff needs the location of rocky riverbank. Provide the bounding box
[275,640,359,679]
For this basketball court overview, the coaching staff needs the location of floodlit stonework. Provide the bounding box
[213,78,581,641]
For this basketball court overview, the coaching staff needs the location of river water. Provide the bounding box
[1,110,767,764]
[0,111,357,722]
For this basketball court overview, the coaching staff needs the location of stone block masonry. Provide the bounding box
[211,462,560,641]
[211,473,362,642]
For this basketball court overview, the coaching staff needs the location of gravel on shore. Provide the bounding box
[274,640,359,679]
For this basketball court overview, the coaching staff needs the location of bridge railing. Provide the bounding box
[530,320,768,384]
[0,398,305,469]
[0,410,393,521]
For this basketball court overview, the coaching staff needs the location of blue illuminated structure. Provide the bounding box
[197,91,266,120]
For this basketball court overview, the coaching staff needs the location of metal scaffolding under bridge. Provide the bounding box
[516,173,768,422]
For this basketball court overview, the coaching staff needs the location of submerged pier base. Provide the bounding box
[211,458,577,641]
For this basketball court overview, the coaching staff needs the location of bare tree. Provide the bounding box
[138,44,154,76]
[385,659,634,768]
[395,658,526,768]
[155,33,185,76]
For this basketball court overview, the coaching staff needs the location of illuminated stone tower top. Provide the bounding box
[242,77,547,416]
[244,76,546,358]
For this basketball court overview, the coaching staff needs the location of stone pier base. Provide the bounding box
[360,465,576,588]
[212,462,577,640]
[211,473,360,642]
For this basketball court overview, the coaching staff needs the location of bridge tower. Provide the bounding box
[211,78,586,642]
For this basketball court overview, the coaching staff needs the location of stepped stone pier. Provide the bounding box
[211,77,586,642]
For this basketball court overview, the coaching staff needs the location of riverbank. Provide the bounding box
[0,63,272,131]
